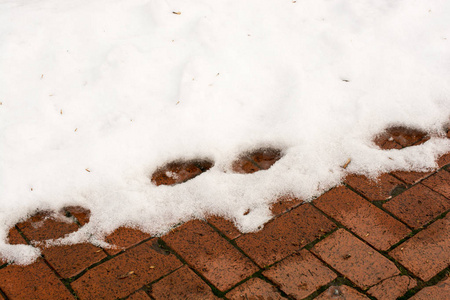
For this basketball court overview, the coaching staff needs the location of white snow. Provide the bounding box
[1,0,450,264]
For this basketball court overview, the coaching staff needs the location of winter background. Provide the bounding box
[1,0,450,264]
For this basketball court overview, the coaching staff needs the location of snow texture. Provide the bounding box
[1,0,450,264]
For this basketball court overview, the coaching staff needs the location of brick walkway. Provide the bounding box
[1,127,449,299]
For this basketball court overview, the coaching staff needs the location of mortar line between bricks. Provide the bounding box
[0,287,10,300]
[38,255,78,299]
[387,209,449,253]
[399,267,450,300]
[342,182,417,231]
[156,238,229,297]
[205,221,262,269]
[137,263,185,297]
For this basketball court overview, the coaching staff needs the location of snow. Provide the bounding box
[1,0,450,264]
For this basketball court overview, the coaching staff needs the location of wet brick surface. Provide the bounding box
[235,203,336,267]
[225,277,285,299]
[0,259,74,300]
[367,275,417,300]
[383,184,450,228]
[162,220,258,291]
[1,146,449,299]
[389,214,450,281]
[263,249,337,299]
[311,229,400,288]
[150,265,218,299]
[71,238,183,299]
[314,186,410,250]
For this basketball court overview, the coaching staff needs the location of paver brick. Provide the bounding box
[263,249,336,299]
[232,158,260,174]
[71,238,183,300]
[15,211,107,278]
[438,153,450,168]
[410,276,450,300]
[250,148,282,170]
[207,216,241,240]
[226,277,285,300]
[104,227,152,255]
[313,186,410,250]
[315,285,369,299]
[42,244,107,278]
[150,265,218,300]
[311,229,400,288]
[367,275,416,300]
[421,170,450,199]
[391,171,433,185]
[383,184,450,228]
[0,258,74,300]
[127,290,152,300]
[162,220,258,291]
[236,203,336,267]
[270,195,303,216]
[1,228,28,265]
[389,214,450,281]
[151,159,212,186]
[345,173,405,201]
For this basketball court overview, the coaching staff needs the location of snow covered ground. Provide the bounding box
[1,0,450,264]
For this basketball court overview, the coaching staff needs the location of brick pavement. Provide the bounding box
[0,126,449,299]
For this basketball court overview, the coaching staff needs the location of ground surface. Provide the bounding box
[0,128,449,300]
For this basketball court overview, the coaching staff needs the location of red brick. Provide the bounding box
[311,229,400,288]
[207,216,241,240]
[127,290,152,300]
[421,170,450,199]
[391,171,433,185]
[250,148,282,170]
[225,278,285,299]
[64,206,91,226]
[16,211,79,241]
[1,228,28,265]
[232,158,260,174]
[71,238,182,299]
[313,186,410,250]
[104,227,152,255]
[438,153,450,168]
[375,138,403,150]
[270,195,303,216]
[315,285,369,299]
[236,204,336,267]
[383,184,450,228]
[410,276,450,300]
[345,173,405,201]
[151,160,212,186]
[150,265,218,299]
[15,211,107,278]
[386,127,427,147]
[367,275,416,300]
[263,249,336,299]
[0,258,74,299]
[162,220,258,291]
[42,244,107,278]
[389,214,450,281]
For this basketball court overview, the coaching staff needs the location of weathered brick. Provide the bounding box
[71,238,182,299]
[410,276,450,300]
[162,220,258,291]
[263,249,336,299]
[389,214,450,281]
[225,278,285,300]
[315,285,369,299]
[391,171,433,185]
[367,275,416,300]
[0,259,74,299]
[236,204,336,267]
[127,290,151,299]
[104,227,152,255]
[383,184,450,228]
[207,216,241,240]
[345,173,405,201]
[311,229,400,288]
[150,265,218,299]
[421,170,450,199]
[314,186,410,250]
